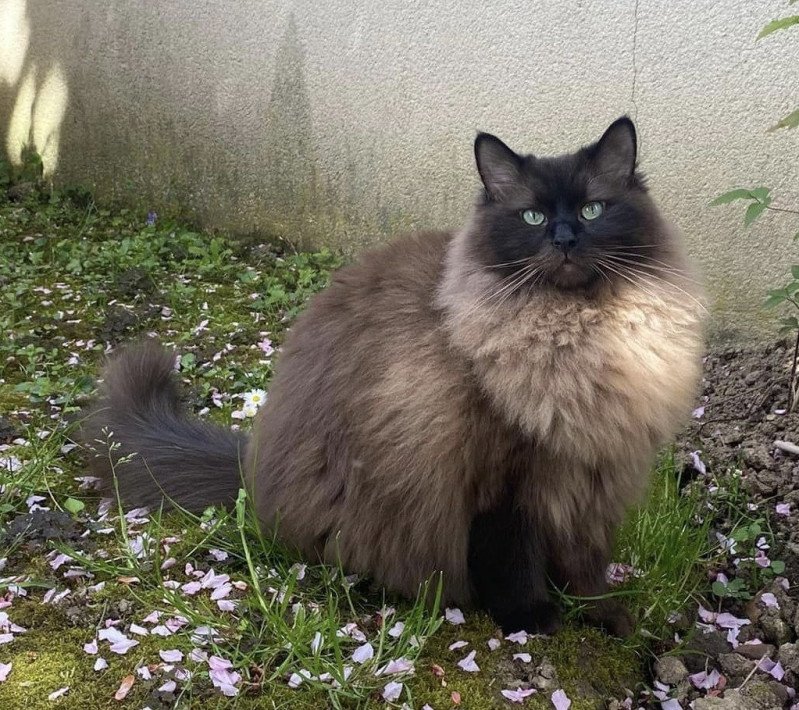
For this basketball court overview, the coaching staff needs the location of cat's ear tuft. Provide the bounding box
[590,116,637,180]
[474,133,524,201]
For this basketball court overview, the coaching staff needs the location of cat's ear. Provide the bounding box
[590,116,637,180]
[474,133,524,201]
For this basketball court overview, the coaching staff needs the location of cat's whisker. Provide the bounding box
[459,263,541,319]
[597,257,707,313]
[614,264,708,314]
[600,253,703,285]
[594,259,663,303]
[487,265,545,318]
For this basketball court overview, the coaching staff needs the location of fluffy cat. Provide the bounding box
[78,117,704,635]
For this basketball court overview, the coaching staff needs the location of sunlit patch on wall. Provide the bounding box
[6,62,68,175]
[0,0,30,86]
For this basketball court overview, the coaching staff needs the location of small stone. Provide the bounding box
[760,614,791,646]
[692,689,748,710]
[531,659,558,691]
[778,642,799,673]
[718,653,755,682]
[741,679,789,708]
[722,432,744,446]
[654,656,689,685]
[683,631,730,672]
[735,643,775,661]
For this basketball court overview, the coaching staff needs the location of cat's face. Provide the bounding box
[469,117,665,291]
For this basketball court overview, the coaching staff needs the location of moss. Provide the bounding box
[407,614,641,709]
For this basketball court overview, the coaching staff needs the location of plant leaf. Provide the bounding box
[771,560,786,574]
[769,108,799,131]
[709,189,755,206]
[744,201,767,227]
[749,187,772,204]
[711,581,728,598]
[757,15,799,39]
[64,497,85,514]
[764,289,788,308]
[792,266,799,280]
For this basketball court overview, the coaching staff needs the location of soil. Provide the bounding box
[680,339,799,582]
[664,338,799,708]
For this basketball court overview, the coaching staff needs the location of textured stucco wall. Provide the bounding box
[1,0,797,340]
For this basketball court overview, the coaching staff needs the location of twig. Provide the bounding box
[738,653,767,691]
[774,440,799,456]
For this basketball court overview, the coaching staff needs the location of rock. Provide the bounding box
[742,444,773,470]
[654,656,689,685]
[740,679,790,709]
[744,370,762,386]
[683,630,731,672]
[531,659,558,692]
[778,642,799,673]
[718,652,755,681]
[760,613,792,646]
[722,431,745,446]
[0,416,19,443]
[735,643,775,661]
[692,690,749,710]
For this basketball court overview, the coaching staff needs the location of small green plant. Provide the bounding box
[711,4,799,407]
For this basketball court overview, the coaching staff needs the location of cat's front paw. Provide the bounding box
[584,599,635,638]
[495,601,562,636]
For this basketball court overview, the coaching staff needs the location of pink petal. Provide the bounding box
[776,503,791,516]
[379,657,414,675]
[388,622,405,638]
[181,581,202,595]
[506,630,528,644]
[208,655,233,672]
[445,607,465,625]
[551,689,571,710]
[488,638,501,650]
[48,687,69,701]
[514,653,532,663]
[217,599,237,612]
[502,688,537,703]
[661,700,682,710]
[457,650,480,673]
[448,640,469,651]
[83,639,98,655]
[158,680,177,693]
[761,592,780,609]
[352,642,374,664]
[0,663,11,682]
[382,681,403,702]
[159,649,184,663]
[93,657,108,671]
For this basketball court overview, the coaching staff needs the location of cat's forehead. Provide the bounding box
[516,151,615,204]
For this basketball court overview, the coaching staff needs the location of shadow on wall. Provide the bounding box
[0,0,68,175]
[0,2,411,249]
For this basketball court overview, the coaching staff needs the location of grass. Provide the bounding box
[0,184,735,708]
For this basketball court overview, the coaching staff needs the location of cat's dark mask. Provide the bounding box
[471,117,665,290]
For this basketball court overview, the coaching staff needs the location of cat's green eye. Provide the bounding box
[521,209,546,226]
[580,201,604,220]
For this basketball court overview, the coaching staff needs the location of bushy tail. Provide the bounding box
[76,340,247,513]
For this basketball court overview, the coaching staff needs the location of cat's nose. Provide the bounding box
[551,223,577,254]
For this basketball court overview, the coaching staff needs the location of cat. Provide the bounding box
[78,116,705,636]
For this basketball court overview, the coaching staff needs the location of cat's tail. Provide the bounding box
[76,340,247,513]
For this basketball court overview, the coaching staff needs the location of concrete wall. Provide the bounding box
[1,0,797,340]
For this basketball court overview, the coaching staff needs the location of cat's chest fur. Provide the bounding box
[438,237,704,527]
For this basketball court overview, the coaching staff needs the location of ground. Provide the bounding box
[0,183,796,709]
